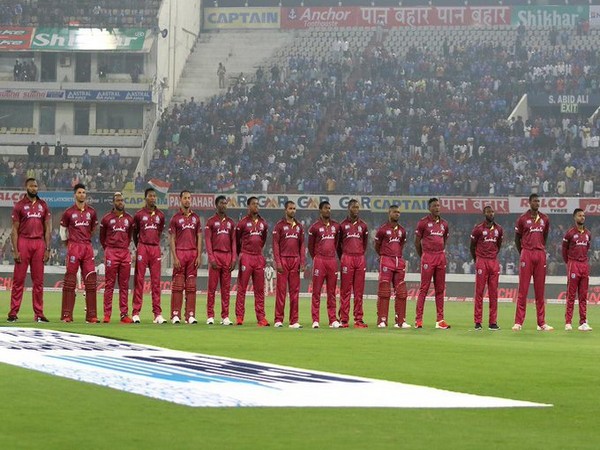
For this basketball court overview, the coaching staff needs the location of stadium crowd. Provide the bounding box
[0,145,135,192]
[0,0,158,28]
[148,38,600,199]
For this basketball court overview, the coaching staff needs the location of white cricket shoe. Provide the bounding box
[578,322,593,332]
[536,324,554,331]
[221,317,232,326]
[132,315,141,324]
[511,323,522,331]
[153,315,166,324]
[206,317,214,325]
[329,320,340,329]
[171,316,181,324]
[274,321,283,328]
[289,323,302,329]
[187,315,198,324]
[565,323,573,331]
[395,322,412,329]
[312,321,319,329]
[377,322,386,328]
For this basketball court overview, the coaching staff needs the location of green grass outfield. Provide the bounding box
[1,292,599,450]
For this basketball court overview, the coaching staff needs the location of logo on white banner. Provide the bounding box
[0,328,551,409]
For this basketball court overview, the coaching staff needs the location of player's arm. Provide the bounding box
[561,234,569,265]
[443,221,449,248]
[373,228,382,256]
[362,227,369,254]
[272,225,283,273]
[514,233,521,254]
[307,227,316,259]
[204,222,216,269]
[43,212,51,263]
[195,225,203,267]
[469,238,477,261]
[132,214,139,247]
[90,211,99,236]
[99,217,107,249]
[299,226,306,271]
[235,223,242,255]
[543,218,550,246]
[169,229,179,270]
[514,218,522,254]
[230,222,237,271]
[414,234,422,258]
[11,219,21,263]
[497,228,503,251]
[59,210,69,246]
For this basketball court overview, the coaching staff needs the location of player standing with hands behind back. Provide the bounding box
[169,190,202,324]
[60,183,99,323]
[8,178,51,323]
[470,205,503,331]
[562,208,592,331]
[414,198,450,329]
[374,205,411,329]
[512,193,553,331]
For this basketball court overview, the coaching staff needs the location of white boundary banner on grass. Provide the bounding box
[0,328,551,409]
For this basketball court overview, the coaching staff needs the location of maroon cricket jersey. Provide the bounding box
[169,210,202,250]
[515,210,549,251]
[133,207,165,245]
[308,219,340,258]
[100,210,134,249]
[204,214,236,259]
[60,204,98,243]
[11,195,50,239]
[272,218,306,266]
[470,222,503,259]
[562,226,591,263]
[339,217,369,256]
[375,222,407,257]
[415,215,449,254]
[235,214,268,255]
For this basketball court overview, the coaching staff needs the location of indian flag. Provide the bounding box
[148,178,171,195]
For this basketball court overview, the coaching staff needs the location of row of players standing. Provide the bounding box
[7,179,592,331]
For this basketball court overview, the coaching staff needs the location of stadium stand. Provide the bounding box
[148,24,600,198]
[1,0,159,28]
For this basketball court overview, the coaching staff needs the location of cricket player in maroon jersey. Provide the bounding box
[562,208,592,332]
[338,199,368,328]
[204,195,236,326]
[512,193,553,331]
[60,183,99,323]
[234,196,269,326]
[169,190,202,324]
[308,201,341,329]
[414,197,450,329]
[132,188,166,324]
[469,205,503,331]
[99,192,134,324]
[272,200,305,329]
[374,205,411,329]
[8,178,51,323]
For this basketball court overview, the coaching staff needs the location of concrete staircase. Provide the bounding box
[172,30,293,103]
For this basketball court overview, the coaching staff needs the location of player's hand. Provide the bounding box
[211,261,218,269]
[13,251,21,264]
[43,249,50,263]
[300,265,305,273]
[195,256,201,268]
[230,259,237,272]
[173,257,181,270]
[276,264,284,274]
